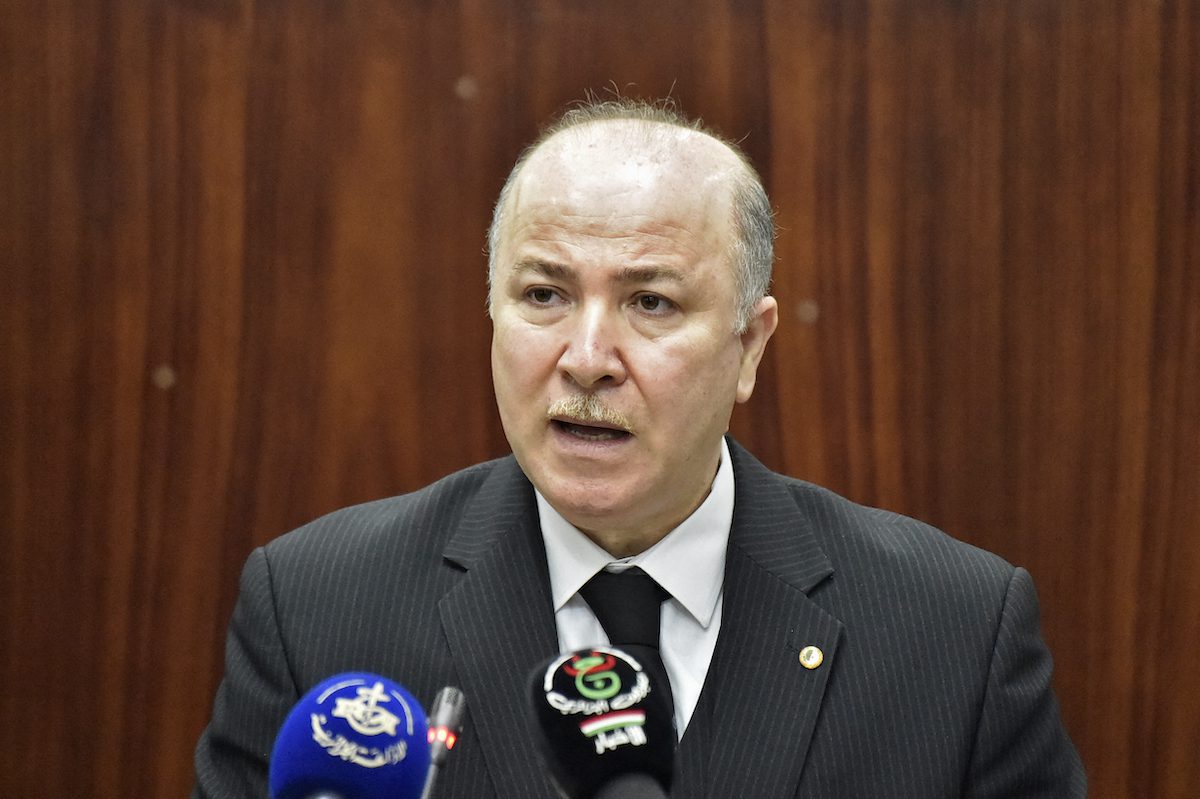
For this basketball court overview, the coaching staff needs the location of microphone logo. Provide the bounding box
[563,652,621,699]
[331,681,402,736]
[543,648,653,755]
[580,709,647,753]
[528,648,675,796]
[308,677,421,769]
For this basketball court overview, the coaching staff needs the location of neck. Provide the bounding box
[576,483,717,558]
[581,528,666,559]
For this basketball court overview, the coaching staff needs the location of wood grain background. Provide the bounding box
[2,1,1196,796]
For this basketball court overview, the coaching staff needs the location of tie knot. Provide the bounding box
[579,567,669,649]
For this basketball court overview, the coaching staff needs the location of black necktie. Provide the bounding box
[579,567,676,733]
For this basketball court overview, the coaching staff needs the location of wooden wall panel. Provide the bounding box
[1,1,1196,796]
[1128,4,1200,795]
[763,3,1198,796]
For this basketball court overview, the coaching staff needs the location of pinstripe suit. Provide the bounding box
[193,438,1085,797]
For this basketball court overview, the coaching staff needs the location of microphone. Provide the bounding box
[269,672,432,799]
[419,686,466,799]
[527,646,674,799]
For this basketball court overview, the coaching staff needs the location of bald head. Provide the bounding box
[487,101,774,332]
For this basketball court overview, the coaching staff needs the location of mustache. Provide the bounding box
[546,395,635,433]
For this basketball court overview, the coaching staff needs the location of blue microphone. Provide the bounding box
[269,673,432,799]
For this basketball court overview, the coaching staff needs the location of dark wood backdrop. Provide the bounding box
[2,1,1196,796]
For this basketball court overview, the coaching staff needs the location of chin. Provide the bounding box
[552,489,629,521]
[540,477,638,526]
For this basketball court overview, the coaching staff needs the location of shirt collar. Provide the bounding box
[538,437,734,629]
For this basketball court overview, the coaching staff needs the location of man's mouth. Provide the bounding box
[546,395,635,440]
[552,419,632,442]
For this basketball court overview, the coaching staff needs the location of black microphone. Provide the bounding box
[419,686,466,799]
[593,772,671,799]
[527,646,674,799]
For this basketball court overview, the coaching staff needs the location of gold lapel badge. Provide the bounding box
[798,645,824,670]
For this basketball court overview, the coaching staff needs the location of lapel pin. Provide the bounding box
[798,645,824,670]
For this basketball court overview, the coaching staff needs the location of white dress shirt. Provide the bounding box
[537,438,734,738]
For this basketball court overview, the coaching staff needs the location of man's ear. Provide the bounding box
[735,296,779,403]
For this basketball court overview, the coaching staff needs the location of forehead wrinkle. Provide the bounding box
[519,207,716,248]
[531,208,699,233]
[511,215,710,265]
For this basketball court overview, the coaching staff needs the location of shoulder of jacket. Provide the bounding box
[261,455,514,560]
[777,474,1017,589]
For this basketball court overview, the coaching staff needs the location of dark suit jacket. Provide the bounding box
[193,439,1085,797]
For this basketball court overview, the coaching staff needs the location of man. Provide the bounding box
[194,100,1085,797]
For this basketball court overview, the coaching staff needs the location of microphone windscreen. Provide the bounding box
[527,647,674,799]
[269,673,431,799]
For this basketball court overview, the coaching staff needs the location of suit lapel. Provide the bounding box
[438,459,562,799]
[675,440,844,798]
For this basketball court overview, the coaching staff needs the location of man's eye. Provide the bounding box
[527,287,557,304]
[636,294,673,314]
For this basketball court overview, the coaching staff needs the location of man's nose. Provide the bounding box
[557,304,628,389]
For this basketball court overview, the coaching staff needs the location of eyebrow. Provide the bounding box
[512,259,687,285]
[615,265,687,285]
[512,259,571,280]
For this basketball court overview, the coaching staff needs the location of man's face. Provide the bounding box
[490,123,776,552]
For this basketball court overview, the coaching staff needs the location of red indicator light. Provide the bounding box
[428,726,458,749]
